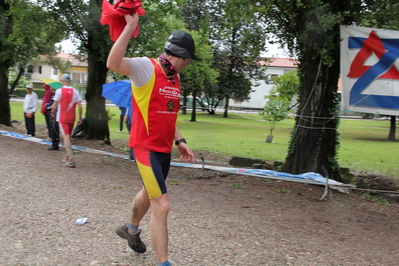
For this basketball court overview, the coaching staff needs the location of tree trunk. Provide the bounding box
[388,116,396,141]
[84,53,110,143]
[0,0,13,126]
[282,52,341,181]
[0,69,11,126]
[181,94,187,115]
[223,94,230,118]
[190,89,197,122]
[81,0,112,143]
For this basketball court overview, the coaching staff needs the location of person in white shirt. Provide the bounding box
[23,85,38,137]
[51,74,83,168]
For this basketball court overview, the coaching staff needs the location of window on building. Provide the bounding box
[53,68,58,75]
[38,66,42,74]
[72,73,80,83]
[27,65,34,73]
[267,74,278,84]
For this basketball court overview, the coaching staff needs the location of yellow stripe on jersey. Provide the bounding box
[131,73,156,136]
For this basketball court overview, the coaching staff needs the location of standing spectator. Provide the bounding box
[23,85,38,137]
[51,74,83,168]
[125,103,132,134]
[107,13,196,266]
[41,84,53,141]
[118,106,127,132]
[46,87,60,151]
[123,103,135,162]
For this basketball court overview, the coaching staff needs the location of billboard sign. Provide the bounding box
[340,25,399,116]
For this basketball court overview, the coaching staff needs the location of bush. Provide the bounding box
[13,88,45,98]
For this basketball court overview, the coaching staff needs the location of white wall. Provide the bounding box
[229,66,296,109]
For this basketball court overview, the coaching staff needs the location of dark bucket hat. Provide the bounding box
[164,30,199,61]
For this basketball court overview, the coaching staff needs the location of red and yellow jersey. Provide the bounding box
[129,58,180,153]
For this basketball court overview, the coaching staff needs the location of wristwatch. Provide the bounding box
[175,138,187,146]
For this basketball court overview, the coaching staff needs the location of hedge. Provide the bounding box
[13,88,45,98]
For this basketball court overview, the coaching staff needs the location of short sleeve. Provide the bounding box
[126,57,154,87]
[54,89,62,101]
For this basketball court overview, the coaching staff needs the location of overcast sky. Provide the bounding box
[59,39,288,57]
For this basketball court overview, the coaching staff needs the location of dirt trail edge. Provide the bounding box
[1,129,399,266]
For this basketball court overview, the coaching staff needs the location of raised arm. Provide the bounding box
[106,13,139,76]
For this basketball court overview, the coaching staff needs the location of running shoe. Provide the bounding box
[115,224,146,253]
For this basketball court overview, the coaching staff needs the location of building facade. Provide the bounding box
[24,53,88,89]
[228,58,298,110]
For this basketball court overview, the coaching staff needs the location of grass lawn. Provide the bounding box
[9,101,399,178]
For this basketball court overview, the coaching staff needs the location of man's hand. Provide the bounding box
[177,143,195,163]
[77,119,82,126]
[125,12,139,28]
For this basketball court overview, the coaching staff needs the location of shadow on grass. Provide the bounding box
[355,137,397,142]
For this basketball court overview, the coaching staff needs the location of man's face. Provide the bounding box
[175,58,191,74]
[26,88,32,94]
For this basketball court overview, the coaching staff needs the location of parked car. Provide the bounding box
[180,96,209,111]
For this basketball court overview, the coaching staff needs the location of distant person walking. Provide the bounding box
[51,74,83,168]
[23,85,38,137]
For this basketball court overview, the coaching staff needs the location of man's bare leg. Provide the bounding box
[149,193,170,263]
[63,135,73,160]
[129,187,150,227]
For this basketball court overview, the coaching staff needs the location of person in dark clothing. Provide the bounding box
[118,106,127,132]
[46,87,60,150]
[41,84,52,140]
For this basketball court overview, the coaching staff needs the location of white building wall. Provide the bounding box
[229,65,296,109]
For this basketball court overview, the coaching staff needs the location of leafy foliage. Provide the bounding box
[259,96,290,137]
[180,0,267,118]
[247,0,377,180]
[180,30,219,119]
[270,70,300,102]
[0,0,66,125]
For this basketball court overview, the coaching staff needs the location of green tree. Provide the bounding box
[259,96,290,143]
[176,8,219,118]
[180,33,218,120]
[0,0,65,125]
[178,0,221,117]
[44,0,112,142]
[251,0,375,181]
[214,0,267,118]
[269,70,300,113]
[270,70,300,102]
[180,0,267,118]
[43,0,185,142]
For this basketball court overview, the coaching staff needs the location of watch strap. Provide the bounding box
[175,138,187,146]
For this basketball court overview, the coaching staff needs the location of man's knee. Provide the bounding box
[151,195,170,215]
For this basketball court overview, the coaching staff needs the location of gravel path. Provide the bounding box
[1,131,399,266]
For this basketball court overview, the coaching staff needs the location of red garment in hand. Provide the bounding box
[100,0,146,42]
